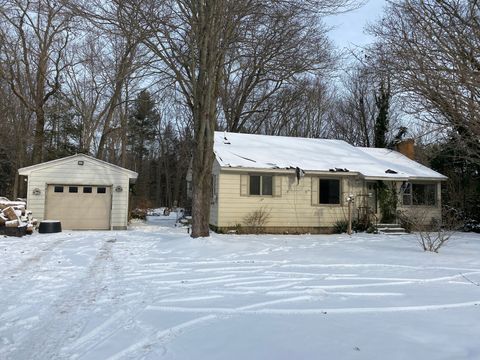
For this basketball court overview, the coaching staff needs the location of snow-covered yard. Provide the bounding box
[1,216,480,360]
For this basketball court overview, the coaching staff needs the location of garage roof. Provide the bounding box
[18,154,138,182]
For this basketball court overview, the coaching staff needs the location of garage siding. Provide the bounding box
[24,157,131,229]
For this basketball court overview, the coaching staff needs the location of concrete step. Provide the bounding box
[377,223,402,228]
[380,231,409,235]
[378,227,406,232]
[378,224,408,235]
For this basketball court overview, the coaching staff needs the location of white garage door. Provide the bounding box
[45,185,112,230]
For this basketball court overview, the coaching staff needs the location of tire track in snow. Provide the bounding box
[102,260,480,359]
[1,237,69,277]
[142,300,480,315]
[280,263,480,272]
[105,296,312,360]
[7,239,117,360]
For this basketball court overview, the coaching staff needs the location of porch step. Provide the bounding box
[377,223,408,235]
[377,223,401,228]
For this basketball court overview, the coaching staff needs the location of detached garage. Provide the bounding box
[18,154,138,230]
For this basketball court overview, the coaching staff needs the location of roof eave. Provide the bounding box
[219,166,360,176]
[18,154,138,179]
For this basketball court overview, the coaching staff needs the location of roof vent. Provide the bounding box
[329,168,349,172]
[223,131,230,144]
[385,169,398,174]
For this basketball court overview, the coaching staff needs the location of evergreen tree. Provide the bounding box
[128,90,159,203]
[0,147,13,198]
[128,90,158,168]
[374,78,390,148]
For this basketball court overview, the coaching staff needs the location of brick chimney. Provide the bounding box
[396,139,415,160]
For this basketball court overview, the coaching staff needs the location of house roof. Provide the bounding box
[214,132,447,181]
[18,154,138,180]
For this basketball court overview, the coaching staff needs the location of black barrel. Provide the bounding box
[38,220,62,234]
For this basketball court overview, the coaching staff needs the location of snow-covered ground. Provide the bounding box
[1,216,480,360]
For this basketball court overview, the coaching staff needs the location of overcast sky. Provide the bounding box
[325,0,387,50]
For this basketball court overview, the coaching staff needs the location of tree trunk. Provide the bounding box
[32,108,45,164]
[120,87,128,167]
[191,158,212,237]
[97,50,135,160]
[190,106,216,237]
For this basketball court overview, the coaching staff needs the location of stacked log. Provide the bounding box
[0,198,37,237]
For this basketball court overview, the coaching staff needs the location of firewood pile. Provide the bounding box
[0,197,37,237]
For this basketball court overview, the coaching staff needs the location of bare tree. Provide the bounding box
[131,0,253,237]
[219,3,335,133]
[369,0,480,164]
[65,0,149,159]
[259,76,335,138]
[333,65,376,146]
[0,80,33,197]
[0,0,72,164]
[132,0,360,237]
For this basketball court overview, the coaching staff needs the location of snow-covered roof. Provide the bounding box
[18,154,138,180]
[214,132,446,181]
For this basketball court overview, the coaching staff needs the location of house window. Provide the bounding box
[402,183,436,206]
[249,175,273,196]
[319,179,340,204]
[69,186,78,193]
[54,186,64,193]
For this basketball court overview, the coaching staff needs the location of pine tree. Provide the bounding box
[374,78,390,148]
[128,90,158,167]
[128,90,159,202]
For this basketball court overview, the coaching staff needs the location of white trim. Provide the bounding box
[18,154,138,180]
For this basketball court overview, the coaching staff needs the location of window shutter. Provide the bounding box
[240,174,248,196]
[311,177,319,205]
[273,176,282,197]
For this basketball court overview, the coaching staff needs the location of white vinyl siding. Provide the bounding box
[23,156,132,229]
[215,172,359,228]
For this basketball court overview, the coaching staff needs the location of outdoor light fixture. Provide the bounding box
[78,161,84,165]
[32,188,41,195]
[115,186,123,192]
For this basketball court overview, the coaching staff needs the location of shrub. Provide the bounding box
[131,208,147,220]
[352,220,370,233]
[333,219,348,234]
[403,206,462,253]
[334,219,374,234]
[464,219,480,233]
[397,210,414,233]
[417,218,452,253]
[243,207,271,234]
